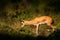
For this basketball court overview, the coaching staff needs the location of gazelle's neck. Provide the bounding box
[24,20,32,25]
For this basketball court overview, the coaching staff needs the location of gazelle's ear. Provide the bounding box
[20,19,24,23]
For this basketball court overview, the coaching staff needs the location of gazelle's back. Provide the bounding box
[31,16,53,24]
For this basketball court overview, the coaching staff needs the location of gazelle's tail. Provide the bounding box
[51,19,54,24]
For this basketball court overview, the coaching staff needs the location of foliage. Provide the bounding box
[0,0,60,40]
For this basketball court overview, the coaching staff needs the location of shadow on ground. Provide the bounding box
[0,29,60,40]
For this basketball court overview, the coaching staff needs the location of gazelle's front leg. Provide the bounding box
[36,24,39,35]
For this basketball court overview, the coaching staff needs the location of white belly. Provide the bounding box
[39,21,47,25]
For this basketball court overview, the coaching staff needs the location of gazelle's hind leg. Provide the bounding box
[47,24,55,32]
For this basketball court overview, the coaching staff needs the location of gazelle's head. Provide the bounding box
[20,19,25,27]
[20,19,24,24]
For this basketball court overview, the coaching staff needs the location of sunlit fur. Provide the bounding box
[20,16,55,35]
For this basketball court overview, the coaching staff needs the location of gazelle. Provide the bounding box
[20,16,55,35]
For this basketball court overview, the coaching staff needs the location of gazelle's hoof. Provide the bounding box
[47,29,50,32]
[35,32,39,36]
[35,33,39,36]
[51,28,55,33]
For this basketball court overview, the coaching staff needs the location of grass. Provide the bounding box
[0,1,60,40]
